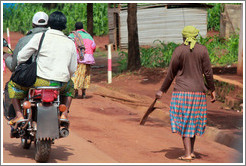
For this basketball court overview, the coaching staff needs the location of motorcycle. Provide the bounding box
[3,38,70,162]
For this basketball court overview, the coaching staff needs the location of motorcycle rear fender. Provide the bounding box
[36,103,59,140]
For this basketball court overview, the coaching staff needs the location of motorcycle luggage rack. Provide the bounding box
[34,86,61,90]
[28,86,61,103]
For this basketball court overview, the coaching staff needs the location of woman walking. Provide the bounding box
[156,26,216,161]
[69,22,96,98]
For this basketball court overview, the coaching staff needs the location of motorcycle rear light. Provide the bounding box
[23,101,31,109]
[33,90,42,99]
[42,89,58,102]
[32,89,58,101]
[59,104,67,112]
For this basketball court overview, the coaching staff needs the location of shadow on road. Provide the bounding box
[49,144,74,163]
[151,147,208,160]
[3,142,35,160]
[3,142,74,163]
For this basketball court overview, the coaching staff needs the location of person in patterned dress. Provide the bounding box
[68,22,96,99]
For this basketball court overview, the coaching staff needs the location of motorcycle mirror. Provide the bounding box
[3,38,8,47]
[3,38,13,53]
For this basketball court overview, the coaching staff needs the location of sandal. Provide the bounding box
[191,153,196,159]
[74,90,78,98]
[8,116,24,125]
[82,92,86,99]
[60,114,68,120]
[178,156,192,161]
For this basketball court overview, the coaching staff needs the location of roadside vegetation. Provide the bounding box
[117,34,239,73]
[3,3,108,36]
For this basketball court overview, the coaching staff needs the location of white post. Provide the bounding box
[7,27,11,50]
[108,44,112,84]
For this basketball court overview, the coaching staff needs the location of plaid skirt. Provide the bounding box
[169,91,207,137]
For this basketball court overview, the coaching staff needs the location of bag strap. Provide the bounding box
[34,32,46,61]
[72,31,85,49]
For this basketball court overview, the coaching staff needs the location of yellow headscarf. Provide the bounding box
[182,26,199,50]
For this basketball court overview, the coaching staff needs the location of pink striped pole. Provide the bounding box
[7,27,12,50]
[108,44,112,84]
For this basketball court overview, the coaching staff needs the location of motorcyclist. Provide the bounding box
[5,11,49,72]
[7,11,77,125]
[3,11,48,127]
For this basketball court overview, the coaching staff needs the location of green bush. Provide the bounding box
[3,3,108,36]
[207,3,222,31]
[117,41,179,72]
[117,34,239,72]
[198,34,239,65]
[117,51,128,73]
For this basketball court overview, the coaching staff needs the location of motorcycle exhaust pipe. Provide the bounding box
[59,128,69,138]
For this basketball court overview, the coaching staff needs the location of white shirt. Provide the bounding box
[17,29,77,82]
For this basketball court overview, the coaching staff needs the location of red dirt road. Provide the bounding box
[3,68,243,163]
[1,32,243,164]
[2,68,242,163]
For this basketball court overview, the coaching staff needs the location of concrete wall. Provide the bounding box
[220,4,242,38]
[237,4,243,76]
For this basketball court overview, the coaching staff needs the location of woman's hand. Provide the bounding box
[156,90,163,99]
[211,91,216,103]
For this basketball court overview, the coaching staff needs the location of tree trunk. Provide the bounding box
[43,3,57,9]
[127,3,141,71]
[87,3,94,36]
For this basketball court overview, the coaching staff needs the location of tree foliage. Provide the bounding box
[3,3,108,36]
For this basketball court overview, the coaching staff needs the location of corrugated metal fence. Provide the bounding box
[120,7,208,48]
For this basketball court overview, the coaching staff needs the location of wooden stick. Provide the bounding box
[139,98,157,125]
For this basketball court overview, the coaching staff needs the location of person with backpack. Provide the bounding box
[68,22,96,98]
[4,11,49,124]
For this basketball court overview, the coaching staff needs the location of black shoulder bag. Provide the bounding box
[11,32,45,87]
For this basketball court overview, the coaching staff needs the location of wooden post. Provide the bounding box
[7,27,11,50]
[108,44,112,84]
[237,4,243,76]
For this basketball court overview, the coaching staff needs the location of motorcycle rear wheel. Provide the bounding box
[34,139,52,163]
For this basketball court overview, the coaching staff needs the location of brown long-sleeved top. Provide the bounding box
[160,43,215,93]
